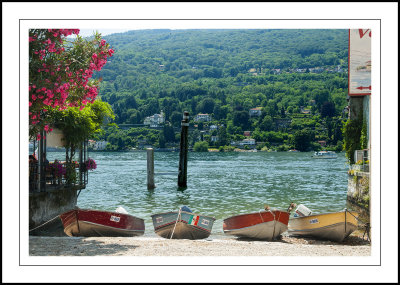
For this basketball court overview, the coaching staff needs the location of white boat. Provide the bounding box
[312,151,337,159]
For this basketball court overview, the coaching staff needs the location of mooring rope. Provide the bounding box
[170,208,182,239]
[29,214,61,232]
[344,208,371,242]
[258,209,265,223]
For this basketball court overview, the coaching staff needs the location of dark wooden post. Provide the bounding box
[147,148,155,189]
[37,129,45,192]
[178,111,189,188]
[79,142,83,185]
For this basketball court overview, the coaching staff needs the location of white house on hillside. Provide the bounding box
[194,113,212,122]
[249,107,262,117]
[144,111,165,127]
[231,138,256,147]
[88,140,108,150]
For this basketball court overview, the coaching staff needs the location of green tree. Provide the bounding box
[260,115,273,131]
[217,126,229,146]
[313,89,330,110]
[52,100,114,181]
[321,101,336,117]
[294,129,313,151]
[162,124,176,142]
[197,98,215,114]
[343,118,362,164]
[233,110,250,129]
[29,29,114,139]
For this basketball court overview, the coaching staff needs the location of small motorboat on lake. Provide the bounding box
[59,207,145,237]
[151,206,216,239]
[312,151,338,159]
[287,205,358,242]
[222,204,295,240]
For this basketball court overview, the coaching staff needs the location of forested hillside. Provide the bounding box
[92,29,349,151]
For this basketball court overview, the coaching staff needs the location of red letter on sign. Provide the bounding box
[358,29,371,38]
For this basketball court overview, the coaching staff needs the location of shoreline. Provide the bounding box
[29,231,371,257]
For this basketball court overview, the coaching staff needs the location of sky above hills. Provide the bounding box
[74,29,131,38]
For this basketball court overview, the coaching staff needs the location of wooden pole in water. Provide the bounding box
[178,111,189,188]
[147,148,155,189]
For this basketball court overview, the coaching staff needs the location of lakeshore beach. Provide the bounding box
[29,231,370,257]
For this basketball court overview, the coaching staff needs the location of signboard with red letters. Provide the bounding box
[348,29,371,96]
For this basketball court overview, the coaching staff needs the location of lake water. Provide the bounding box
[47,151,352,237]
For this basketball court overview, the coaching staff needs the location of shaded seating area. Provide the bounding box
[29,132,89,193]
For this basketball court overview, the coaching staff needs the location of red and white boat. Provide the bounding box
[223,205,294,240]
[59,207,145,237]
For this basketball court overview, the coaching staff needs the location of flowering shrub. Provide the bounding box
[85,158,97,171]
[29,29,114,139]
[51,161,66,177]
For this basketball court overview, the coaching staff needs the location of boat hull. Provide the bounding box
[60,209,145,237]
[288,211,358,242]
[312,151,338,159]
[151,211,215,240]
[223,210,290,240]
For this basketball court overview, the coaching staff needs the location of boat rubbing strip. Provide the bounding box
[288,222,356,232]
[154,220,211,232]
[78,221,145,232]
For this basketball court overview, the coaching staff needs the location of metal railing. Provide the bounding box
[29,161,88,193]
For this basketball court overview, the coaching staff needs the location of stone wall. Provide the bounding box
[363,95,371,149]
[29,188,78,228]
[348,96,364,120]
[347,170,370,214]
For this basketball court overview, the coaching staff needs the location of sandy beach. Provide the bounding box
[29,231,371,257]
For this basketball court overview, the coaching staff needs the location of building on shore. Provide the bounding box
[88,140,108,150]
[346,29,371,218]
[144,111,165,127]
[231,138,256,149]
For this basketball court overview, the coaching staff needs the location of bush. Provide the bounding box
[193,141,209,152]
[343,118,362,164]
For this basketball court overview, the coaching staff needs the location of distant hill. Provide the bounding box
[93,29,348,152]
[97,29,347,82]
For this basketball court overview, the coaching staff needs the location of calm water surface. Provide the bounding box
[48,151,351,237]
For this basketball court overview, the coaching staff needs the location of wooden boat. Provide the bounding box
[223,207,292,240]
[151,207,216,239]
[59,208,145,237]
[287,210,358,242]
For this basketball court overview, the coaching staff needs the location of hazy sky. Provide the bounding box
[75,29,132,37]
